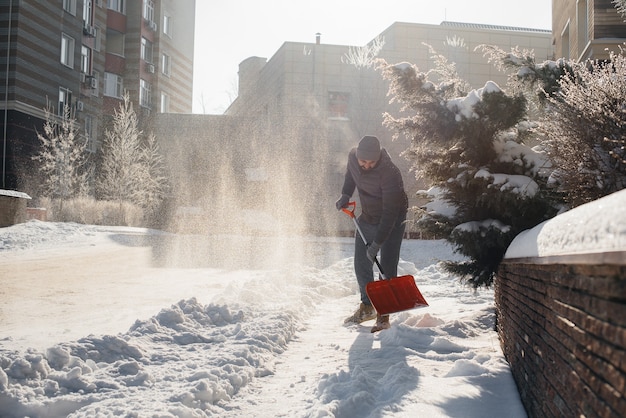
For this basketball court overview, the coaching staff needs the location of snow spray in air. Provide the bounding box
[153,95,355,270]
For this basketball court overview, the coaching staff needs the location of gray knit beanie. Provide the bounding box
[356,135,381,161]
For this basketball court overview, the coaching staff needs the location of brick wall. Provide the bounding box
[0,195,28,227]
[496,253,626,418]
[26,207,47,222]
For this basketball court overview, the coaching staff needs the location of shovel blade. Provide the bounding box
[366,275,429,315]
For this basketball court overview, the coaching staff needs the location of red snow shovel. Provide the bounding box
[342,202,429,315]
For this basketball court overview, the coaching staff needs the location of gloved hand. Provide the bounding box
[366,242,381,263]
[335,194,350,211]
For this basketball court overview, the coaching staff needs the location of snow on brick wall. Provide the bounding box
[495,259,626,418]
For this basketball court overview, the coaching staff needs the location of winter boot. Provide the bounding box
[344,303,377,324]
[370,313,390,333]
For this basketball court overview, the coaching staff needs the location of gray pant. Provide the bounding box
[354,213,406,305]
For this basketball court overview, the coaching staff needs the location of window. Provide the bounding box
[106,29,124,56]
[163,15,171,37]
[141,37,153,63]
[94,26,102,52]
[59,87,73,117]
[108,0,125,14]
[104,72,123,98]
[139,79,152,108]
[83,0,93,25]
[63,0,76,15]
[60,34,75,68]
[161,53,171,76]
[328,92,350,118]
[81,45,91,74]
[160,92,170,113]
[143,0,155,23]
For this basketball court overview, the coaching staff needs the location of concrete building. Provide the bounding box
[0,0,195,190]
[552,0,626,61]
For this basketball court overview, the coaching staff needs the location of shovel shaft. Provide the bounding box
[342,202,387,279]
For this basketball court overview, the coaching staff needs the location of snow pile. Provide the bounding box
[0,221,94,252]
[0,220,164,254]
[1,299,296,416]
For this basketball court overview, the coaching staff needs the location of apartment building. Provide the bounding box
[0,0,194,190]
[553,0,626,61]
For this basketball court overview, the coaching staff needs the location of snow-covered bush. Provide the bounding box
[380,59,560,287]
[482,46,626,207]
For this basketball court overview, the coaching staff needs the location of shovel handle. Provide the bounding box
[341,201,387,279]
[341,201,356,218]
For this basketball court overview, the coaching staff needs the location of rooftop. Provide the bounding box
[441,21,551,34]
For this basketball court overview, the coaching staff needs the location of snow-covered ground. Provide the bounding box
[0,219,524,417]
[2,189,624,417]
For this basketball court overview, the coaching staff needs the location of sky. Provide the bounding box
[192,0,553,114]
[1,189,623,416]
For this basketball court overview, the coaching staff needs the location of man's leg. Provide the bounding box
[380,213,407,278]
[344,222,378,324]
[354,218,377,305]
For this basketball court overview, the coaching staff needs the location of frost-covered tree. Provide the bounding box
[481,46,626,206]
[380,58,560,287]
[541,53,626,205]
[97,94,143,205]
[97,93,167,219]
[140,132,169,220]
[33,106,90,204]
[341,35,385,69]
[614,0,626,19]
[479,45,575,105]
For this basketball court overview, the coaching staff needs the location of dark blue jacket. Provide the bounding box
[341,148,408,244]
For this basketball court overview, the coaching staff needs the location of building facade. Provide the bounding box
[0,0,194,190]
[552,0,626,61]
